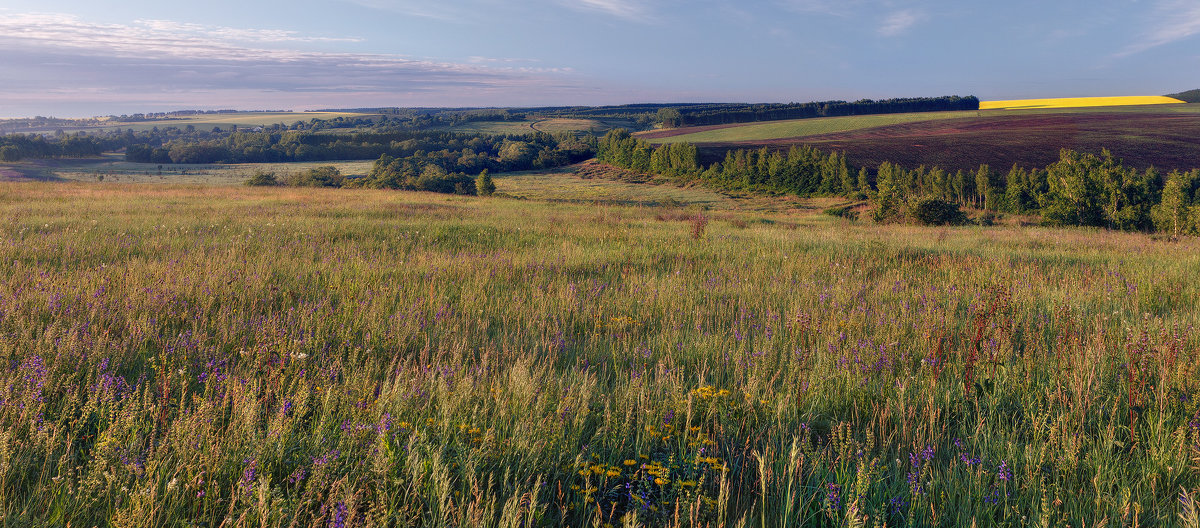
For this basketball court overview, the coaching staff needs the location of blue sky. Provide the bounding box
[1,0,1198,117]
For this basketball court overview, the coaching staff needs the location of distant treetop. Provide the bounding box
[1166,89,1200,103]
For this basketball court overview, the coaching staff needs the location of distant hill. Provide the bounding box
[1167,89,1200,103]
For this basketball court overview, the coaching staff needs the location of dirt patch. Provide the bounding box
[696,113,1200,171]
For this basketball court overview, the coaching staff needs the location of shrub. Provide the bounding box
[288,166,345,187]
[476,169,496,196]
[0,145,21,162]
[416,165,476,195]
[244,171,279,186]
[910,197,968,226]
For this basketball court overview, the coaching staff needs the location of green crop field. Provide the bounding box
[15,111,381,134]
[645,111,979,144]
[0,181,1197,527]
[0,155,376,185]
[646,103,1200,145]
[434,117,630,136]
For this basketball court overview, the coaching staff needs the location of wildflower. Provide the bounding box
[623,459,637,466]
[825,483,842,511]
[329,501,347,528]
[997,460,1012,482]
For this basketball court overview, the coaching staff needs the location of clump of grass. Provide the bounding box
[690,213,708,239]
[824,205,859,221]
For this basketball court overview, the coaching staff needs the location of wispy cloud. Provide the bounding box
[134,19,364,44]
[776,0,862,16]
[878,9,921,37]
[345,0,654,22]
[1116,0,1200,57]
[565,0,651,20]
[338,0,476,22]
[0,12,582,115]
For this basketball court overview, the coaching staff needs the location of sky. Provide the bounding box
[1,0,1199,117]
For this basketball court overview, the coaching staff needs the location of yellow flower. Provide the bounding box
[654,477,668,485]
[578,469,590,476]
[605,470,620,477]
[623,459,637,466]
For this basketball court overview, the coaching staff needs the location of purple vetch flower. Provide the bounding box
[997,460,1011,482]
[287,467,308,484]
[240,458,258,491]
[313,449,340,466]
[825,483,842,511]
[329,501,347,528]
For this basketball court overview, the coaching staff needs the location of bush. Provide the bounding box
[415,165,475,195]
[244,171,279,186]
[910,197,968,226]
[476,169,496,196]
[0,145,23,162]
[288,166,345,187]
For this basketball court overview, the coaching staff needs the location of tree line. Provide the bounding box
[237,131,595,195]
[124,129,593,171]
[598,130,853,196]
[657,96,980,128]
[597,129,1200,235]
[527,96,979,129]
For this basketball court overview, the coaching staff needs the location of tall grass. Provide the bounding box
[0,182,1197,526]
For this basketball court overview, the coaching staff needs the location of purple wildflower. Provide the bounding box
[997,460,1011,482]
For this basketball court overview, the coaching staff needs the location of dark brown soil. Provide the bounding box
[694,113,1200,172]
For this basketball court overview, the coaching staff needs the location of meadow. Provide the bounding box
[0,180,1197,527]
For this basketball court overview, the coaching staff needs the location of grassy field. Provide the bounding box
[643,111,979,144]
[0,181,1196,527]
[434,117,631,136]
[493,163,731,208]
[0,155,375,185]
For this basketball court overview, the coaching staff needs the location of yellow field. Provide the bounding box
[980,96,1185,110]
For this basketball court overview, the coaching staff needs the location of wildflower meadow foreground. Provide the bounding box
[0,183,1197,527]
